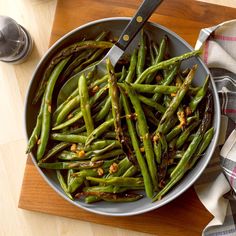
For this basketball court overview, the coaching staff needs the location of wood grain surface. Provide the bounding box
[16,0,236,235]
[50,0,236,46]
[0,0,230,235]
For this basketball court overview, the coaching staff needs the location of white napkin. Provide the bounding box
[194,19,236,236]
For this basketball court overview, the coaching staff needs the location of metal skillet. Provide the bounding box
[25,3,220,217]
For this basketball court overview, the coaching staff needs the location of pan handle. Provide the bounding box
[115,0,163,51]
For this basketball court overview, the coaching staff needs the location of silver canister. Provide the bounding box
[0,16,33,64]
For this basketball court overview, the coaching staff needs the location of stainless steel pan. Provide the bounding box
[25,17,220,216]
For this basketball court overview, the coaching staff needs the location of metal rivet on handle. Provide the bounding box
[123,34,129,41]
[136,16,143,23]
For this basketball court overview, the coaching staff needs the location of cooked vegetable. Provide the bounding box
[27,31,214,204]
[79,74,94,135]
[37,57,70,160]
[123,82,158,191]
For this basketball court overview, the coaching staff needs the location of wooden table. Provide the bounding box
[1,0,236,236]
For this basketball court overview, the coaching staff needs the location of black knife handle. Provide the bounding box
[116,0,163,51]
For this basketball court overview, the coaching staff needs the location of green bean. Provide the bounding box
[142,105,160,127]
[84,140,121,152]
[86,176,144,187]
[91,97,107,115]
[94,97,111,122]
[101,157,120,170]
[189,75,210,113]
[82,185,143,200]
[107,157,132,177]
[166,125,182,143]
[79,192,143,202]
[86,118,114,146]
[157,133,168,184]
[68,168,99,193]
[37,57,70,161]
[50,133,87,143]
[40,142,71,163]
[153,140,162,164]
[38,160,104,170]
[155,36,167,64]
[89,75,108,89]
[77,187,143,202]
[57,150,92,161]
[118,66,127,82]
[91,149,124,162]
[134,50,201,84]
[152,63,179,102]
[67,169,74,186]
[53,87,79,123]
[189,127,214,169]
[153,42,159,57]
[160,115,178,135]
[83,185,117,194]
[121,90,153,198]
[68,176,85,194]
[64,125,87,134]
[136,30,147,77]
[89,72,122,89]
[56,170,73,200]
[73,48,104,74]
[92,141,117,155]
[145,36,167,84]
[105,110,113,121]
[107,58,122,141]
[119,83,178,94]
[126,48,137,83]
[85,196,101,203]
[60,53,97,87]
[71,158,118,178]
[61,53,87,80]
[152,170,185,201]
[54,94,80,126]
[149,42,155,65]
[137,94,166,114]
[122,165,139,177]
[26,94,45,153]
[107,58,136,164]
[160,133,168,152]
[123,83,158,191]
[166,114,199,142]
[176,120,201,149]
[79,74,94,135]
[82,185,125,194]
[157,65,197,134]
[52,110,83,131]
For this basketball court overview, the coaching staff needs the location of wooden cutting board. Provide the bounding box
[19,0,236,235]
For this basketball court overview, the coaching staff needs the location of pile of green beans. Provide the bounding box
[27,30,214,203]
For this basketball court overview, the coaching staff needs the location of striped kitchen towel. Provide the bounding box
[194,20,236,236]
